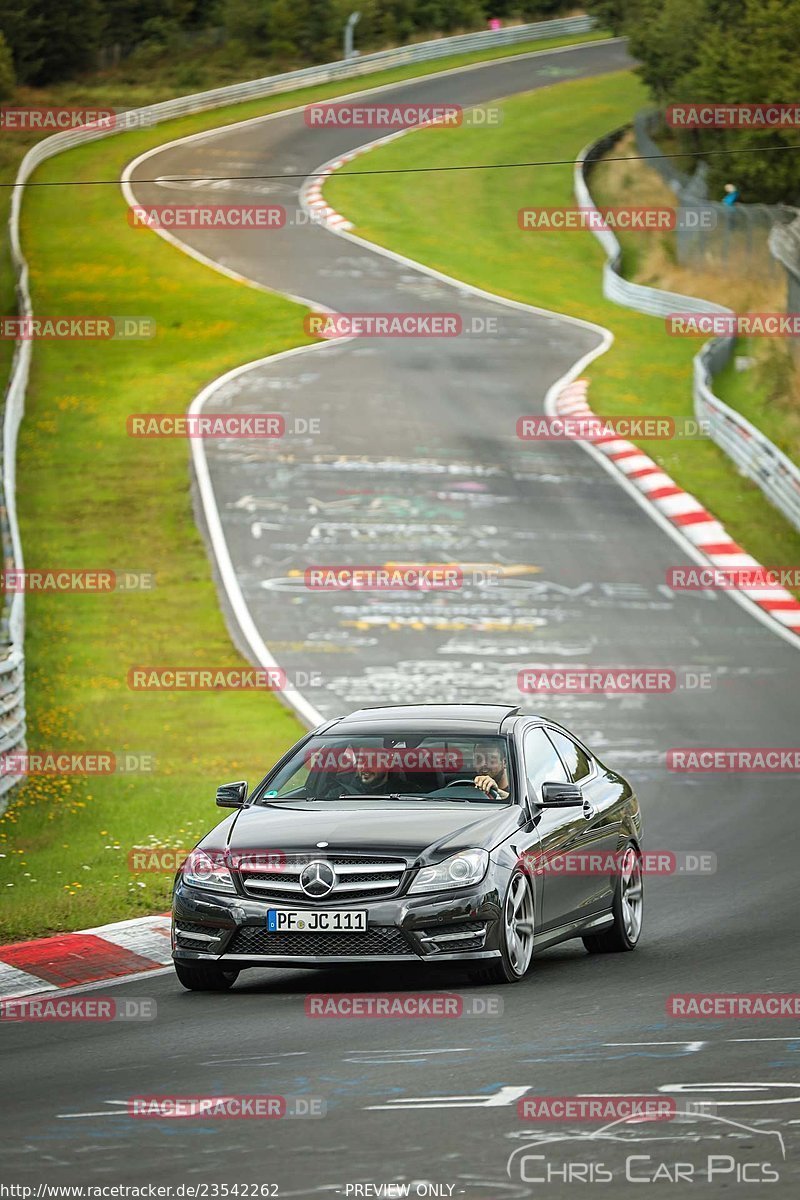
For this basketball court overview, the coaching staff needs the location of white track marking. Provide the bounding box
[604,1041,707,1051]
[366,1085,531,1110]
[659,1082,800,1107]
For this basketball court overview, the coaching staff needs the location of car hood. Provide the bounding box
[213,801,524,865]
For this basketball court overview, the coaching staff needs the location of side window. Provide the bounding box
[523,727,567,801]
[548,729,592,782]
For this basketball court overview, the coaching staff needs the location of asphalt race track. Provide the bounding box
[5,38,800,1197]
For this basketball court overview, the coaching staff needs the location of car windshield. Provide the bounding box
[255,734,514,805]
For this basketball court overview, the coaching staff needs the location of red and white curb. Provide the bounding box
[303,152,358,231]
[0,914,172,998]
[302,116,449,231]
[557,379,800,636]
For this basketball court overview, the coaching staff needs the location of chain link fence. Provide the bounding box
[770,216,800,359]
[634,110,798,284]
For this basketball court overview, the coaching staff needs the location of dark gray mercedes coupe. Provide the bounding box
[172,703,643,989]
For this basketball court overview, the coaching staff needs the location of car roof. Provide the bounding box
[321,703,526,737]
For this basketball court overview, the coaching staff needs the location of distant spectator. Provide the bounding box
[489,18,502,31]
[722,183,740,206]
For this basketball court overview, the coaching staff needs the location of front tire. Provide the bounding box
[469,871,535,984]
[583,843,643,954]
[174,960,240,991]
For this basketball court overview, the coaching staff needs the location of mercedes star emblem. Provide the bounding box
[299,859,337,898]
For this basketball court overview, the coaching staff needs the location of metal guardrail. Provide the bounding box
[0,14,597,810]
[576,129,729,319]
[576,128,800,535]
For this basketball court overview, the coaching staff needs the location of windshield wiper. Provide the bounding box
[335,793,410,801]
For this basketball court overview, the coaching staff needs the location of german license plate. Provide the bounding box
[267,909,367,932]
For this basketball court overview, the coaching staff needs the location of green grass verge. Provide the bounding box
[0,29,610,943]
[327,70,800,585]
[0,138,310,941]
[712,344,800,468]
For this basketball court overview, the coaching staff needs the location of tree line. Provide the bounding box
[586,0,800,203]
[0,0,571,89]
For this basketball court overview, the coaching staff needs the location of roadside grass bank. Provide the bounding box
[326,70,800,585]
[0,121,310,938]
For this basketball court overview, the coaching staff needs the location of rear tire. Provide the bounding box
[583,843,643,954]
[469,871,535,984]
[174,960,239,991]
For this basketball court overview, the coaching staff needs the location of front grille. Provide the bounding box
[238,854,407,902]
[227,925,413,957]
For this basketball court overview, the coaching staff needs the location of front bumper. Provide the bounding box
[172,877,504,969]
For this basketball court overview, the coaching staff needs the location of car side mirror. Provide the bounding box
[539,780,583,807]
[216,780,247,808]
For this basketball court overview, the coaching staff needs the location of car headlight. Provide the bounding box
[408,848,489,894]
[182,849,235,893]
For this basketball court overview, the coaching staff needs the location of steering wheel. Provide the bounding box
[443,778,501,799]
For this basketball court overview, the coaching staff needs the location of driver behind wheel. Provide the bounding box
[472,740,510,799]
